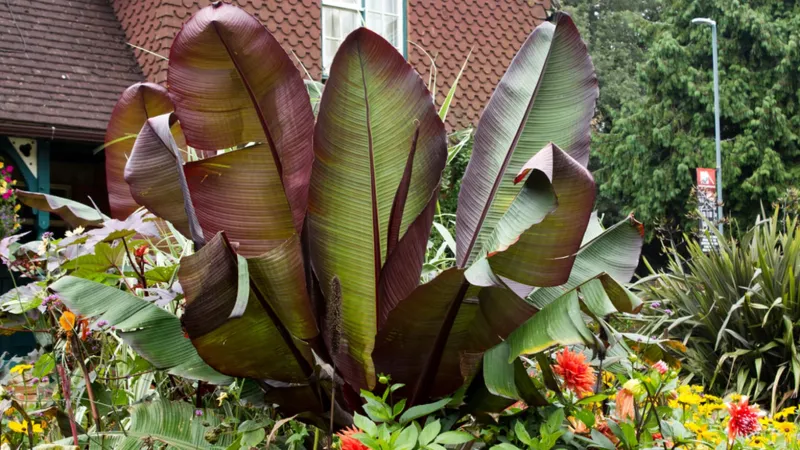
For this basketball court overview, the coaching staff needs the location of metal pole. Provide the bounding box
[711,22,723,234]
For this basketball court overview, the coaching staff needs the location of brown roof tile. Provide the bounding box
[0,0,143,134]
[110,0,549,131]
[113,0,323,85]
[409,0,550,129]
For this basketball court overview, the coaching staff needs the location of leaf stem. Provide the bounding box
[56,364,80,446]
[72,333,103,432]
[122,238,147,289]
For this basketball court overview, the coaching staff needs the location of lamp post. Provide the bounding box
[691,17,723,234]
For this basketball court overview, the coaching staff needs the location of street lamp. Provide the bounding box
[692,17,723,234]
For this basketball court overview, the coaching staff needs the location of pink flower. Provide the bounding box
[616,389,635,421]
[5,166,13,173]
[652,360,668,375]
[2,191,11,200]
[726,397,763,441]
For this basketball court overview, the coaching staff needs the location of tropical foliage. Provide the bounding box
[9,1,648,425]
[642,210,800,410]
[0,2,660,448]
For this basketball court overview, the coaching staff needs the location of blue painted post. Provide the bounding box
[35,139,50,237]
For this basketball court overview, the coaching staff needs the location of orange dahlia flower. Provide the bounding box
[553,348,596,397]
[337,425,369,450]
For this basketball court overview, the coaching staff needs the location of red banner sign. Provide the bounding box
[696,168,718,252]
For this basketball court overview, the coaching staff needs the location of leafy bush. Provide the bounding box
[26,2,646,423]
[3,3,651,447]
[644,210,800,409]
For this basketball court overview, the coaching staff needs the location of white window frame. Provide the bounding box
[321,0,406,75]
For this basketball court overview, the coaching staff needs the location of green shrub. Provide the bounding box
[645,210,800,409]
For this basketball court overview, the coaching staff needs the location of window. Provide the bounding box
[321,0,405,73]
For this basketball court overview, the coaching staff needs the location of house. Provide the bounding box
[0,0,550,238]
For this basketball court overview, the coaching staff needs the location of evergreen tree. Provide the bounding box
[592,0,800,239]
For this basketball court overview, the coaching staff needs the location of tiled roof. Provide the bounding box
[408,0,551,129]
[113,0,549,131]
[0,0,143,136]
[112,0,323,85]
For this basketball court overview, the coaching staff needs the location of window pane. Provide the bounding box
[366,12,381,30]
[384,15,398,46]
[384,0,397,14]
[323,8,337,37]
[340,9,358,34]
[323,39,339,71]
[367,0,381,11]
[324,0,359,5]
[324,7,359,39]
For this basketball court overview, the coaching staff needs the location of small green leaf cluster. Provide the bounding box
[349,379,474,450]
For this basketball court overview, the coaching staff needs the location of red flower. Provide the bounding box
[337,425,368,450]
[553,348,596,397]
[726,397,762,441]
[134,244,149,258]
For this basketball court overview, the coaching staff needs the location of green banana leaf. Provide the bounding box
[456,12,597,268]
[483,274,642,403]
[466,143,596,287]
[506,274,642,359]
[50,276,231,384]
[308,27,447,390]
[16,191,108,228]
[168,2,314,231]
[105,83,174,219]
[54,401,230,450]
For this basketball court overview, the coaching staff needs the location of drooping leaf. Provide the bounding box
[168,2,314,231]
[505,274,642,360]
[125,113,299,257]
[105,83,174,219]
[479,143,595,286]
[528,215,644,307]
[456,13,597,267]
[179,233,315,383]
[482,342,547,406]
[16,191,108,228]
[125,113,194,239]
[50,276,231,384]
[507,290,592,359]
[308,28,446,390]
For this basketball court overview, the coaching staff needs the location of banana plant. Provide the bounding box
[40,3,644,419]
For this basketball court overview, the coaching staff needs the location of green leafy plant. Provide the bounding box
[344,379,474,450]
[644,209,800,409]
[20,2,644,428]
